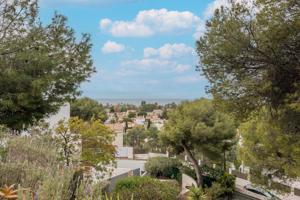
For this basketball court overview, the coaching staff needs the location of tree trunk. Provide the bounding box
[182,143,203,187]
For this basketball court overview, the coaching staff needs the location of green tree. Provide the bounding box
[196,0,300,185]
[127,111,136,119]
[239,109,300,185]
[0,0,94,130]
[145,157,182,179]
[122,117,132,133]
[144,127,164,152]
[56,117,116,172]
[196,0,300,119]
[139,101,161,113]
[160,99,236,187]
[71,97,107,122]
[80,118,116,173]
[55,117,83,166]
[124,125,146,152]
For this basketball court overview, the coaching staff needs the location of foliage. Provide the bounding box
[80,118,116,173]
[124,125,164,153]
[55,117,82,166]
[38,172,108,200]
[0,134,60,191]
[180,165,197,180]
[196,0,300,120]
[145,157,182,179]
[114,176,180,200]
[71,97,107,122]
[139,101,162,113]
[4,134,59,168]
[181,165,235,198]
[127,112,136,119]
[160,99,236,186]
[36,169,74,200]
[144,127,165,153]
[216,173,235,196]
[197,0,300,188]
[124,126,146,150]
[0,0,94,130]
[76,180,109,200]
[0,162,45,192]
[202,173,235,199]
[0,126,9,161]
[187,186,207,200]
[204,183,224,200]
[56,117,116,172]
[239,109,300,185]
[0,130,114,199]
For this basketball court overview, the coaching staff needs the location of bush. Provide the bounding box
[205,183,224,200]
[217,173,235,196]
[180,165,197,180]
[145,157,181,179]
[179,165,221,187]
[0,135,60,191]
[0,162,45,191]
[187,186,207,200]
[180,165,235,198]
[113,176,180,200]
[37,169,74,199]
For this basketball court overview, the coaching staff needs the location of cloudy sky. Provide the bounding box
[39,0,225,99]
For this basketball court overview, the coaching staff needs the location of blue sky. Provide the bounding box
[39,0,223,99]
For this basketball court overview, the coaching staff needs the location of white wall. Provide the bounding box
[113,131,123,147]
[116,147,133,159]
[44,103,70,130]
[134,153,168,160]
[117,159,146,172]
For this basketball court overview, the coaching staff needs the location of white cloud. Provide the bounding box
[109,21,153,37]
[101,40,125,54]
[144,43,194,59]
[121,58,173,71]
[100,18,112,29]
[120,58,192,74]
[100,9,201,37]
[204,0,255,18]
[204,0,229,18]
[175,64,190,73]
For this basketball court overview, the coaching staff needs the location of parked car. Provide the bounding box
[244,184,281,200]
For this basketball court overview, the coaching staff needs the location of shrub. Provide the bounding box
[217,173,235,196]
[0,162,45,191]
[113,176,180,200]
[145,157,181,179]
[205,183,224,200]
[187,186,207,200]
[180,165,197,180]
[0,135,60,191]
[180,165,235,198]
[37,169,74,199]
[179,165,219,187]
